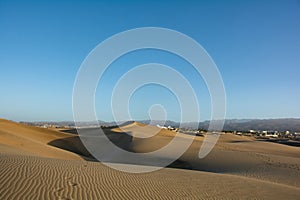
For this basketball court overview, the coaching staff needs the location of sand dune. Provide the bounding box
[0,119,83,160]
[112,122,300,187]
[179,134,300,187]
[1,153,299,200]
[0,119,300,199]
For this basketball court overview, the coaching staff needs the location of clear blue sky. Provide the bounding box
[0,0,299,122]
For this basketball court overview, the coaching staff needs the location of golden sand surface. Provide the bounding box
[0,119,299,199]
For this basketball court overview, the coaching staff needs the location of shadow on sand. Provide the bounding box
[48,127,193,170]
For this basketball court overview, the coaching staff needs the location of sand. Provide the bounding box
[0,119,300,199]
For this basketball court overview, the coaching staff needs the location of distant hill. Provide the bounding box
[137,119,300,132]
[180,119,300,132]
[221,118,300,132]
[19,118,300,132]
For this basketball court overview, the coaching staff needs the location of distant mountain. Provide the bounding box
[139,119,300,132]
[19,120,117,128]
[181,118,300,132]
[19,118,300,132]
[221,118,300,132]
[138,120,180,127]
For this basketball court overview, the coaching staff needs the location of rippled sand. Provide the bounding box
[0,119,299,199]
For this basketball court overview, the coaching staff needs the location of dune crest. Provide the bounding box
[1,119,300,199]
[0,119,82,160]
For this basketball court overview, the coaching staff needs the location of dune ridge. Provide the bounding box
[0,119,300,199]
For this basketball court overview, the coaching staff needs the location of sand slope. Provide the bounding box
[1,153,299,200]
[180,134,300,187]
[0,119,82,160]
[1,119,300,199]
[111,122,300,187]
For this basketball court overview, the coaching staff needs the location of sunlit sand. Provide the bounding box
[0,119,299,199]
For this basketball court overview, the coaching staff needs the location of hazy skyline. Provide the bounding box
[1,0,300,122]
